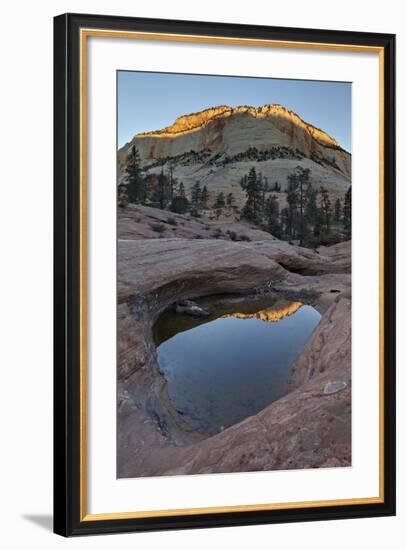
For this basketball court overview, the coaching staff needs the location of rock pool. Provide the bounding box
[154,295,321,436]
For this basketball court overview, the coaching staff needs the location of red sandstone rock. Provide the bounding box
[117,233,351,477]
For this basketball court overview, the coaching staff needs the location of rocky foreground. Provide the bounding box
[117,206,351,477]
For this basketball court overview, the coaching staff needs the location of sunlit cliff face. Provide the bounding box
[221,300,303,323]
[136,103,341,150]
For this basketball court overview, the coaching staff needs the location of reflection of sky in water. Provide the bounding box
[157,304,321,435]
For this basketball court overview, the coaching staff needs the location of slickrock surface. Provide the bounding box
[243,239,351,275]
[118,204,276,241]
[118,238,286,306]
[288,298,351,392]
[117,231,351,477]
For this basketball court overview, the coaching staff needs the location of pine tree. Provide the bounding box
[213,192,226,219]
[178,181,186,199]
[258,172,266,205]
[191,181,201,206]
[125,146,144,203]
[304,184,319,245]
[201,185,209,209]
[239,174,248,191]
[319,186,332,234]
[190,181,202,216]
[265,195,281,237]
[313,208,322,239]
[334,197,342,222]
[280,207,290,237]
[304,184,318,225]
[168,165,175,201]
[343,185,352,238]
[170,196,189,214]
[214,192,226,209]
[286,173,299,239]
[169,181,189,213]
[156,169,170,210]
[226,192,235,208]
[295,166,311,246]
[242,167,263,222]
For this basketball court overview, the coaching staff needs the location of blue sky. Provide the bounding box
[117,71,351,152]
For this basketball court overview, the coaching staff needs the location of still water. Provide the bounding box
[154,296,321,436]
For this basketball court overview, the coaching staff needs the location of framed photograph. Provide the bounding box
[54,13,396,536]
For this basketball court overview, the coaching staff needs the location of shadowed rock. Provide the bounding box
[175,300,210,317]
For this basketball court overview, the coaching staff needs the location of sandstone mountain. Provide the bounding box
[118,103,351,208]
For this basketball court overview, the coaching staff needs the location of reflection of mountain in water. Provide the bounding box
[156,297,321,436]
[154,296,305,346]
[222,300,302,323]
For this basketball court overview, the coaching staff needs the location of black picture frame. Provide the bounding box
[54,12,396,536]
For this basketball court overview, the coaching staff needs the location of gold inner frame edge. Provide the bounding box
[79,27,385,522]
